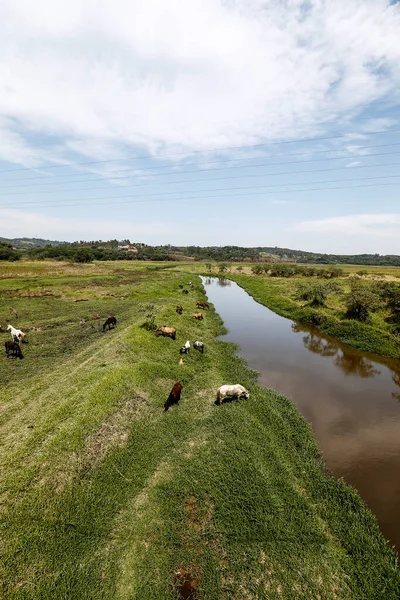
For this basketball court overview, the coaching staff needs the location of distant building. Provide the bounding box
[118,245,138,253]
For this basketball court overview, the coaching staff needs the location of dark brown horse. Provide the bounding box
[196,302,209,309]
[5,341,23,359]
[176,306,183,314]
[164,382,182,411]
[103,316,117,331]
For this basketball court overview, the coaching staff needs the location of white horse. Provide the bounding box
[184,340,190,351]
[216,384,249,406]
[7,324,25,342]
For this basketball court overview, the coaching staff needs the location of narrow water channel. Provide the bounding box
[203,276,400,554]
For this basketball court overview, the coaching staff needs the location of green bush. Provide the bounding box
[345,281,380,322]
[296,281,340,307]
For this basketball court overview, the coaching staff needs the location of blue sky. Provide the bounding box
[0,0,400,253]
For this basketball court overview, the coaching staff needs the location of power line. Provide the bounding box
[1,180,399,211]
[1,149,400,191]
[1,126,400,175]
[1,159,399,197]
[2,141,400,184]
[2,172,399,209]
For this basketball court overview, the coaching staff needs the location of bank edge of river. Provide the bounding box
[226,273,400,359]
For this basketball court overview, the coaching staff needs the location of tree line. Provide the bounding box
[1,239,400,266]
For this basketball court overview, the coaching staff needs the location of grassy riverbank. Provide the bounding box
[1,261,399,599]
[228,273,400,358]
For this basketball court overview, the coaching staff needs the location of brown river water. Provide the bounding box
[203,277,400,554]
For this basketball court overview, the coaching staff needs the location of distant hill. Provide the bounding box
[0,238,399,266]
[0,237,70,249]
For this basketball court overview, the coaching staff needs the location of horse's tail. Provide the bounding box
[217,390,221,405]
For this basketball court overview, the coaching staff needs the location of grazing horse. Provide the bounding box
[5,341,24,359]
[216,384,249,406]
[7,324,25,343]
[176,306,183,315]
[164,382,182,411]
[193,340,204,353]
[192,313,203,320]
[179,345,189,355]
[182,289,189,295]
[156,326,176,340]
[103,316,117,331]
[196,302,209,309]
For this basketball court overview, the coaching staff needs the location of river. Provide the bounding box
[202,276,400,554]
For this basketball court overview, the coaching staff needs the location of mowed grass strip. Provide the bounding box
[0,264,399,599]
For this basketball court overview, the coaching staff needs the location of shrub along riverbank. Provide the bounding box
[228,273,400,359]
[1,261,399,599]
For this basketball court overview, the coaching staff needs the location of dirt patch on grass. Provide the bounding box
[171,567,200,599]
[82,394,147,469]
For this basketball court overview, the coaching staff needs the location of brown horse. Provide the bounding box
[196,302,209,309]
[5,341,23,359]
[156,326,176,340]
[176,306,183,314]
[191,313,203,320]
[103,316,117,331]
[164,382,182,411]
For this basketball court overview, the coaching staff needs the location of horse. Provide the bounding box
[103,316,117,331]
[179,345,189,355]
[7,324,25,343]
[216,384,249,406]
[164,382,182,411]
[182,289,189,295]
[196,302,209,309]
[192,313,203,320]
[156,326,176,340]
[5,341,24,359]
[193,340,204,353]
[176,306,183,315]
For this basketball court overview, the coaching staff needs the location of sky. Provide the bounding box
[0,0,400,253]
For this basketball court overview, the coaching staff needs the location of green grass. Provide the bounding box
[226,274,400,358]
[1,262,399,599]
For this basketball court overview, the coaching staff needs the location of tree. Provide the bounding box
[73,248,93,263]
[218,263,228,273]
[251,264,264,274]
[0,242,20,261]
[345,281,380,322]
[205,263,212,273]
[296,281,340,307]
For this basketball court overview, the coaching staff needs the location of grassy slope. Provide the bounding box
[228,274,400,358]
[1,263,399,599]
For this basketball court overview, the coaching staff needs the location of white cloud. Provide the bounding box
[0,208,170,241]
[293,213,400,238]
[0,0,399,168]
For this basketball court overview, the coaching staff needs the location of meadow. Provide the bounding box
[1,260,400,599]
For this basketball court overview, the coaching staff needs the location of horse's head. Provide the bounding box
[6,325,12,331]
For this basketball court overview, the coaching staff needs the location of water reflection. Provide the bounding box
[203,277,400,553]
[293,324,382,378]
[216,278,231,287]
[334,353,381,378]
